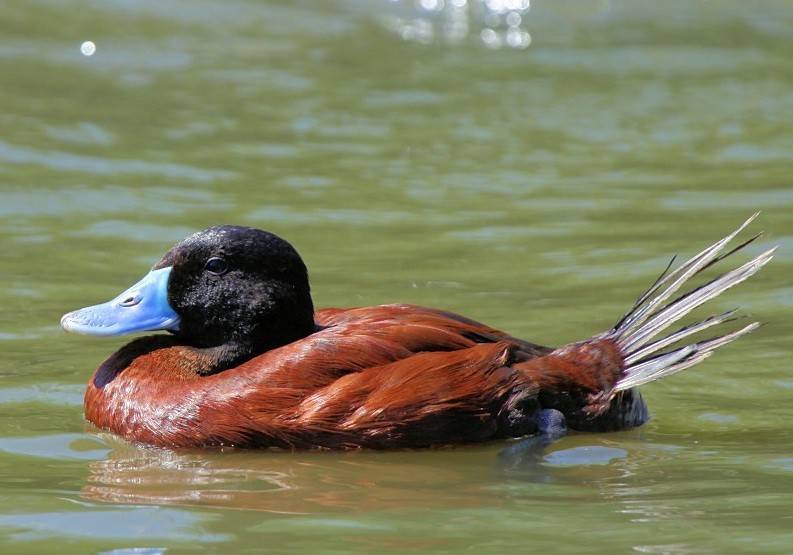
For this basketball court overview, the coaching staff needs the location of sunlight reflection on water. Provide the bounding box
[384,0,532,48]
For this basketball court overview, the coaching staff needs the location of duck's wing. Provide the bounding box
[315,304,553,359]
[278,341,531,449]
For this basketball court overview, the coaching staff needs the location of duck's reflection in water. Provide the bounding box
[82,429,674,515]
[83,432,512,513]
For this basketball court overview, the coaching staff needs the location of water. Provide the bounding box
[1,1,792,553]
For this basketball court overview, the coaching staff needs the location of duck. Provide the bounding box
[61,215,774,450]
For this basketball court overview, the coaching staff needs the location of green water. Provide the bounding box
[1,1,792,553]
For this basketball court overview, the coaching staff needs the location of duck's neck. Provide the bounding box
[186,341,260,376]
[164,292,317,375]
[187,313,317,376]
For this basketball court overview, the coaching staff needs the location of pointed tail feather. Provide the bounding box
[609,215,775,392]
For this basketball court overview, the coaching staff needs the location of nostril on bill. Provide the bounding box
[120,295,139,307]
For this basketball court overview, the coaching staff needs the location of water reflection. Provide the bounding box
[500,434,645,486]
[383,0,532,49]
[0,140,236,182]
[0,507,225,543]
[69,425,793,553]
[81,430,692,516]
[79,41,96,57]
[84,434,504,514]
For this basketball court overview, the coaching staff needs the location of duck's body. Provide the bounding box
[83,304,631,449]
[63,217,773,450]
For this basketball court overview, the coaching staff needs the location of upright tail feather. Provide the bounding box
[610,213,775,392]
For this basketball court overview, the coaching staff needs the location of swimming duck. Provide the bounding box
[61,215,774,449]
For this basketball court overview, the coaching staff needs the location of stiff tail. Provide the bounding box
[610,213,775,392]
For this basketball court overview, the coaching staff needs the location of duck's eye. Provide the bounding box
[205,257,229,276]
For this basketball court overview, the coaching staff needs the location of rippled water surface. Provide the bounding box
[1,1,792,553]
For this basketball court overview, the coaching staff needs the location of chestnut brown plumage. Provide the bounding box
[62,215,774,449]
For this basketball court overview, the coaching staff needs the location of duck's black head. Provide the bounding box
[157,225,314,350]
[61,225,315,371]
